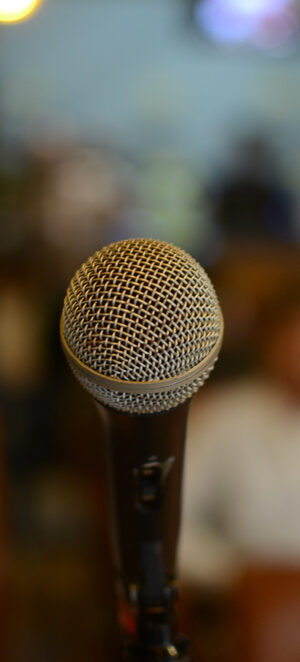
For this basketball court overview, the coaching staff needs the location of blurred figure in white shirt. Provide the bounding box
[179,282,300,586]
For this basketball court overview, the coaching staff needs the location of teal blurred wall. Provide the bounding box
[0,0,300,172]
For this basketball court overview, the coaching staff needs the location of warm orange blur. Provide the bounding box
[0,0,42,23]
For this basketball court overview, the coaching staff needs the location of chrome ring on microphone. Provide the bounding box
[60,313,224,395]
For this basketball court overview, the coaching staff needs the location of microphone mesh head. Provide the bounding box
[61,238,223,414]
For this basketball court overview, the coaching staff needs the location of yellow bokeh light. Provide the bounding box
[0,0,42,23]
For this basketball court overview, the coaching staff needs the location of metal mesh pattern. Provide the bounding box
[62,238,222,413]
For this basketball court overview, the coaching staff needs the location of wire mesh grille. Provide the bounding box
[62,238,222,413]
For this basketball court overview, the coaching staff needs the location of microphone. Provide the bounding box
[60,238,223,660]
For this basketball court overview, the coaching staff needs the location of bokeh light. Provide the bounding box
[230,0,291,14]
[0,0,42,23]
[194,0,299,51]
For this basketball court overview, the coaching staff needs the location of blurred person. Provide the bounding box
[210,134,296,247]
[178,280,300,660]
[179,280,300,586]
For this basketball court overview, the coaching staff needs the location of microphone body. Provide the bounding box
[98,401,189,585]
[98,401,190,660]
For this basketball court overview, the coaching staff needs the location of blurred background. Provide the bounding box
[0,0,299,660]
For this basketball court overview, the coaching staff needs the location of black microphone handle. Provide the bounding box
[95,400,190,590]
